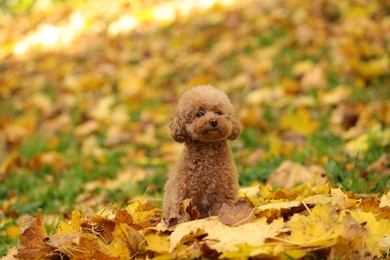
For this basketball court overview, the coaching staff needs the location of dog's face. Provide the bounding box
[170,85,241,143]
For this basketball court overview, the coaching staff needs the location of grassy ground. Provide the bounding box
[1,0,389,255]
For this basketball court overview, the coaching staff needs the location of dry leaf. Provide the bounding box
[169,217,286,253]
[257,200,302,211]
[267,160,327,189]
[80,215,116,244]
[114,209,134,226]
[17,213,51,260]
[3,247,18,260]
[379,191,390,208]
[104,223,143,259]
[329,213,367,259]
[289,204,339,247]
[218,199,255,226]
[44,233,112,259]
[351,211,390,256]
[280,108,319,135]
[144,234,170,254]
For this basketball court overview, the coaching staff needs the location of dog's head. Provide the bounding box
[170,85,241,143]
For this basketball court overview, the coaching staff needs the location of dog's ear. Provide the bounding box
[170,113,187,143]
[228,119,241,140]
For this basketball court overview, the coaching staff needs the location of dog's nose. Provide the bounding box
[209,119,218,127]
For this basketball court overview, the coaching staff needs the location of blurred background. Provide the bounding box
[0,0,389,253]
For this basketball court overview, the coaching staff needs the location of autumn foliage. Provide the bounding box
[1,0,390,258]
[10,184,390,259]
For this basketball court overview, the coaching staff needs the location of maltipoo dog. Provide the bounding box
[163,85,241,222]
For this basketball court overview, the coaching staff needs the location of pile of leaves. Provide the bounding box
[5,184,390,259]
[1,0,390,257]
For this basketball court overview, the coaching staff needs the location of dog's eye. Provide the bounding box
[215,111,222,115]
[196,112,205,117]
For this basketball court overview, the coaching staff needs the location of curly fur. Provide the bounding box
[163,85,241,221]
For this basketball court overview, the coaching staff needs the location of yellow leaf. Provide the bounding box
[5,225,20,240]
[351,211,390,256]
[104,223,142,259]
[351,56,389,79]
[289,204,339,247]
[126,200,162,228]
[56,210,83,234]
[246,87,285,105]
[292,60,314,76]
[257,201,301,211]
[344,126,390,156]
[144,234,170,254]
[320,85,351,106]
[330,188,348,210]
[282,249,308,259]
[302,194,332,205]
[169,219,206,253]
[239,185,260,198]
[280,108,319,135]
[219,243,274,259]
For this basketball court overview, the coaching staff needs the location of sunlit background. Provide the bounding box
[0,0,389,253]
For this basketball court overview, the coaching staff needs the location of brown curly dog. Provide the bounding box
[163,85,241,221]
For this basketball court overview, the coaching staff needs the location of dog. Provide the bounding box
[163,85,241,222]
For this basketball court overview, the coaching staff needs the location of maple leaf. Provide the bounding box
[267,160,327,189]
[380,191,390,208]
[144,234,170,255]
[104,223,143,259]
[288,204,339,248]
[351,211,390,256]
[169,217,286,253]
[218,198,255,226]
[280,108,319,136]
[56,210,84,234]
[17,213,51,260]
[125,200,163,230]
[44,233,117,260]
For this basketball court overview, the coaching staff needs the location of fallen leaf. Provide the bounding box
[144,234,170,254]
[169,217,286,253]
[267,160,327,189]
[257,200,302,211]
[280,108,319,136]
[179,199,200,223]
[80,215,116,244]
[218,198,255,226]
[329,212,367,259]
[320,85,352,106]
[114,209,134,226]
[239,185,260,198]
[75,120,100,138]
[56,210,84,234]
[379,191,390,208]
[3,247,18,260]
[351,211,390,256]
[104,223,143,259]
[5,225,20,240]
[301,64,327,90]
[126,200,163,229]
[45,233,117,260]
[289,204,339,247]
[17,213,51,260]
